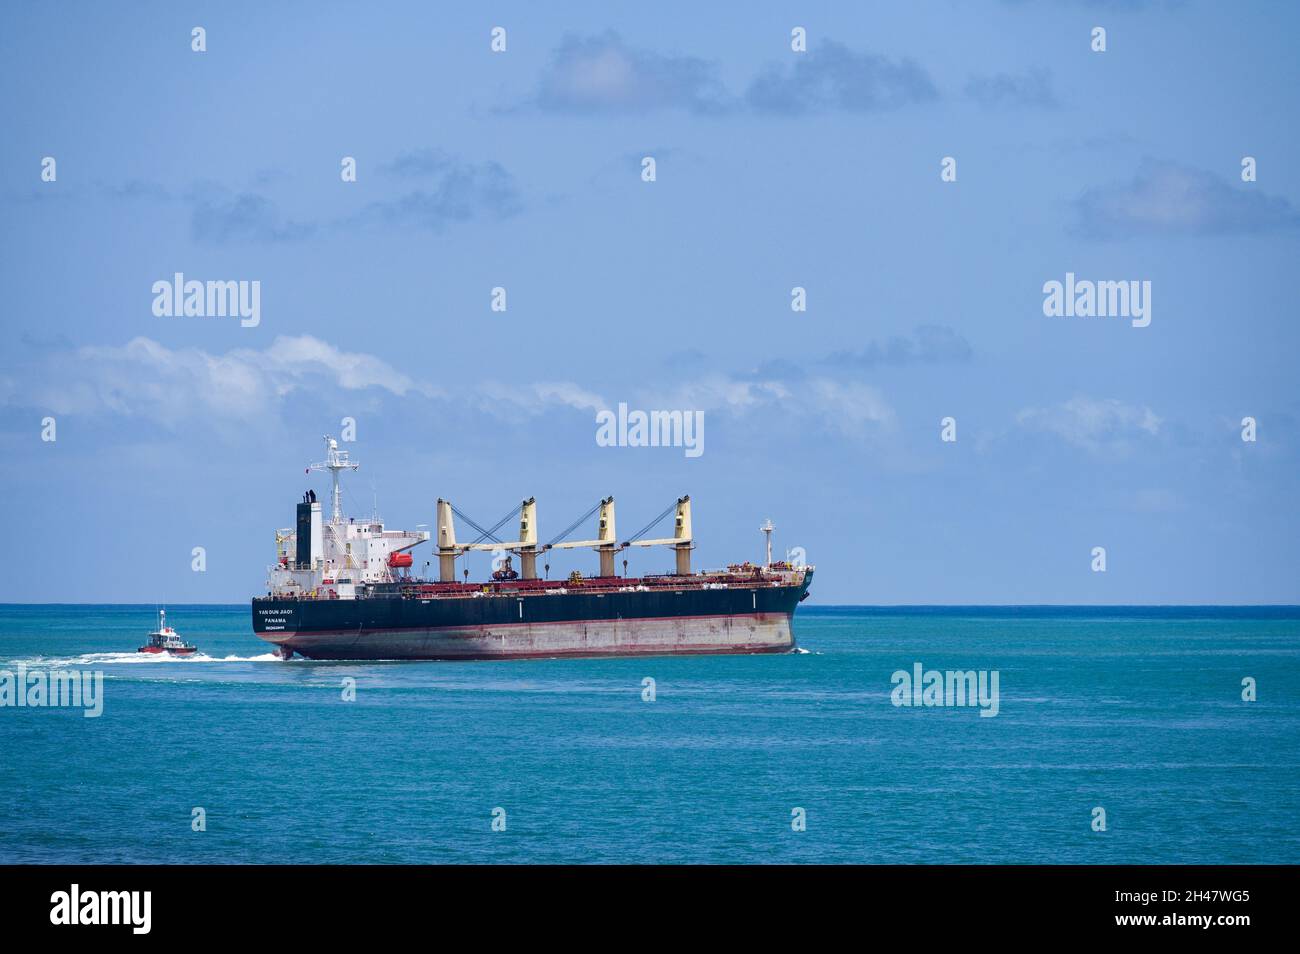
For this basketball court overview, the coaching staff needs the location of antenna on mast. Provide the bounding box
[308,435,359,524]
[759,518,775,568]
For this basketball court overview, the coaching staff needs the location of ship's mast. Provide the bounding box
[760,518,774,568]
[309,436,359,524]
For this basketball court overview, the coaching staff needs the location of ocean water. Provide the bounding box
[1,604,1297,864]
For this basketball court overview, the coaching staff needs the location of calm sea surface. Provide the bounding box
[1,604,1297,864]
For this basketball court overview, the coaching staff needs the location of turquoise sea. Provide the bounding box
[1,604,1297,864]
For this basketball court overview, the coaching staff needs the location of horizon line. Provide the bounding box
[2,602,1298,610]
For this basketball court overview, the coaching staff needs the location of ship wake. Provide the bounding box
[7,651,285,667]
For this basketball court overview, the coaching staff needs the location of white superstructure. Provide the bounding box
[266,437,428,599]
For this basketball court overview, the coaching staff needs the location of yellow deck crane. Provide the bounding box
[436,497,541,580]
[546,497,619,578]
[624,496,693,576]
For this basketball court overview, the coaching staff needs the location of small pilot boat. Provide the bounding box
[137,609,198,656]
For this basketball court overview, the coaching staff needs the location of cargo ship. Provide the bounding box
[250,437,813,660]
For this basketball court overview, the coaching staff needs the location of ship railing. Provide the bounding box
[255,591,341,601]
[254,566,808,602]
[388,572,800,600]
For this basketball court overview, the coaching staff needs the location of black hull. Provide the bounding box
[252,574,812,660]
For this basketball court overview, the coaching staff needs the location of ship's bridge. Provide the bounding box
[266,437,428,598]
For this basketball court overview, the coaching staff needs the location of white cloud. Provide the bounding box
[530,381,608,412]
[649,374,792,413]
[475,380,609,419]
[254,336,425,394]
[1016,395,1161,451]
[2,335,429,426]
[476,370,894,444]
[1073,160,1300,238]
[659,375,893,435]
[534,32,730,115]
[807,379,896,432]
[2,337,896,449]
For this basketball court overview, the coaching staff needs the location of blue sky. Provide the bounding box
[1,1,1297,603]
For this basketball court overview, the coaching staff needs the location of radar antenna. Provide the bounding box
[308,436,359,525]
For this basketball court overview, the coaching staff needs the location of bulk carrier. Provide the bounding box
[251,437,813,660]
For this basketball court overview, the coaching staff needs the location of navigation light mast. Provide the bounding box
[309,436,359,524]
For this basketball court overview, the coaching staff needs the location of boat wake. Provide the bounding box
[7,651,284,667]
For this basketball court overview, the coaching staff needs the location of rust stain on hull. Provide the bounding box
[270,612,796,661]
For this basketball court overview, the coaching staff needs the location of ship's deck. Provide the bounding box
[256,566,809,602]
